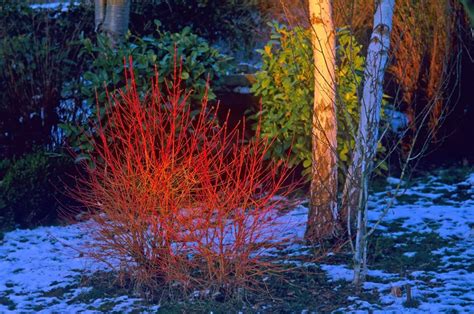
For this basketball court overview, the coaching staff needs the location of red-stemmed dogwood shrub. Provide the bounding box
[71,56,298,298]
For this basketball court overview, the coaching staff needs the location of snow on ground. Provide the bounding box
[30,2,78,11]
[1,168,473,312]
[0,223,159,313]
[326,169,474,313]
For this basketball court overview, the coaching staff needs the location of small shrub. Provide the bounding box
[0,150,77,229]
[71,59,297,298]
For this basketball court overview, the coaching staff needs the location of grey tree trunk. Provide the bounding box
[94,0,106,32]
[95,0,130,46]
[347,0,395,288]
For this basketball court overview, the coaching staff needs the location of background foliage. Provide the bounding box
[130,0,265,55]
[251,23,366,179]
[0,2,94,158]
[71,65,295,296]
[0,150,76,229]
[61,22,232,162]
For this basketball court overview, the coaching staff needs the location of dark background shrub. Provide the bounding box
[0,1,242,229]
[0,150,78,229]
[61,23,232,163]
[79,23,231,105]
[61,21,230,163]
[0,2,94,158]
[129,0,265,56]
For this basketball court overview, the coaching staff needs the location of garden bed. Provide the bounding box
[1,167,473,312]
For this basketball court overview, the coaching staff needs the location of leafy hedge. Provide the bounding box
[0,150,77,229]
[61,22,232,163]
[130,0,264,53]
[0,1,94,158]
[80,22,231,104]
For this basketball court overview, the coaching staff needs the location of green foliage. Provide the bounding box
[130,0,263,54]
[0,1,94,157]
[0,150,76,229]
[62,22,231,162]
[0,1,35,37]
[0,159,11,179]
[251,23,365,178]
[460,0,474,25]
[80,22,231,104]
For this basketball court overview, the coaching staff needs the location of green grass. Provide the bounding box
[5,282,14,288]
[159,266,381,313]
[368,229,451,274]
[379,217,410,233]
[436,166,473,185]
[0,295,16,311]
[432,184,473,205]
[68,287,113,305]
[395,194,422,205]
[403,298,421,308]
[370,176,391,193]
[1,166,470,312]
[57,262,381,313]
[422,218,442,230]
[41,283,78,299]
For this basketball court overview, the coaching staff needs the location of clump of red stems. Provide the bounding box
[71,56,298,298]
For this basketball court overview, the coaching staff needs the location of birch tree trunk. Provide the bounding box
[345,0,395,287]
[305,0,338,241]
[95,0,130,47]
[94,0,106,32]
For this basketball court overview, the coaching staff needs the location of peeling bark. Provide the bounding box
[344,0,395,287]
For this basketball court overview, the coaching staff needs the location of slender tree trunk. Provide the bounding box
[347,0,395,288]
[94,0,106,31]
[305,0,338,242]
[95,0,130,46]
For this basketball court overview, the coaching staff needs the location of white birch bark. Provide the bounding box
[96,0,130,47]
[348,0,395,287]
[94,0,106,32]
[305,0,338,241]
